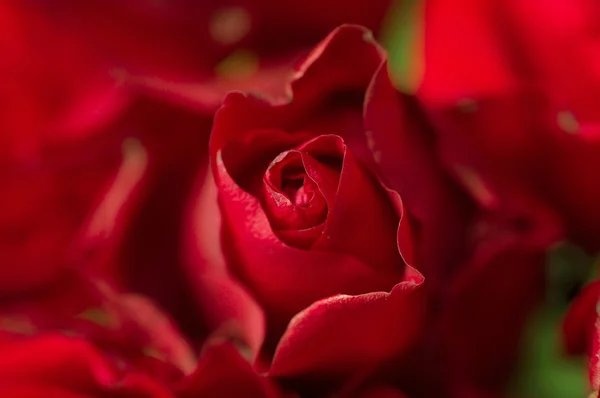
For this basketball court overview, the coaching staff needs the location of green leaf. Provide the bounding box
[380,0,424,93]
[511,306,587,398]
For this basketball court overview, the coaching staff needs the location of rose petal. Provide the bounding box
[307,136,404,277]
[269,264,424,378]
[364,63,473,288]
[176,343,283,398]
[0,333,173,396]
[562,281,600,356]
[0,334,116,389]
[186,274,266,362]
[216,158,399,324]
[439,197,561,391]
[263,150,330,234]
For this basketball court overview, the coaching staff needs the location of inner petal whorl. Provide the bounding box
[262,150,329,248]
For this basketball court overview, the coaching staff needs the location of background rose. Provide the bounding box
[358,42,562,397]
[0,270,284,398]
[0,1,130,295]
[208,26,425,383]
[412,0,600,253]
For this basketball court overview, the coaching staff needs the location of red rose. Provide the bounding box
[414,0,600,252]
[207,25,425,380]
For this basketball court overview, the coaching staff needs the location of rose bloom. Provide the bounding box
[170,24,557,397]
[0,1,571,395]
[207,25,425,385]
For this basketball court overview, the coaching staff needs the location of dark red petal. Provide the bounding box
[439,198,561,391]
[0,133,123,296]
[0,334,116,389]
[261,136,344,249]
[0,334,173,396]
[562,281,600,356]
[36,0,391,113]
[364,62,473,289]
[263,150,329,233]
[183,273,266,362]
[289,25,385,113]
[547,129,600,252]
[210,26,385,157]
[269,265,424,378]
[0,1,129,155]
[296,135,344,207]
[215,155,401,322]
[221,128,312,196]
[185,166,267,359]
[177,343,283,398]
[306,136,403,277]
[82,100,214,344]
[128,58,295,115]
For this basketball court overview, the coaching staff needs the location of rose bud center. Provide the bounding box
[282,175,312,207]
[261,147,341,249]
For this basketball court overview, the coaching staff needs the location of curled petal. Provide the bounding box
[562,280,600,356]
[270,264,424,378]
[177,343,284,398]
